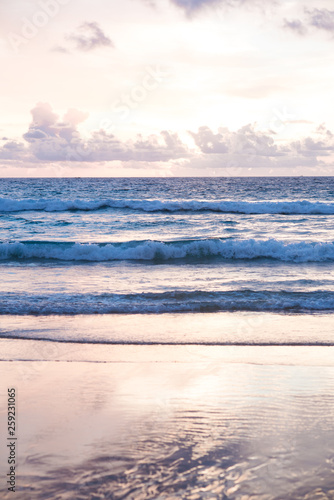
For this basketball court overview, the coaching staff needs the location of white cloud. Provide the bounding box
[186,123,334,170]
[189,124,279,157]
[0,141,26,160]
[291,125,334,157]
[23,102,89,143]
[1,103,334,174]
[12,103,190,163]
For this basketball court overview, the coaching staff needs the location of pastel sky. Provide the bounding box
[1,0,334,176]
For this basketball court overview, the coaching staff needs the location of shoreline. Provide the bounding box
[1,311,334,346]
[1,339,334,366]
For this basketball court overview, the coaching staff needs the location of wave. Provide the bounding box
[1,290,334,315]
[2,197,334,214]
[3,339,334,346]
[1,238,334,263]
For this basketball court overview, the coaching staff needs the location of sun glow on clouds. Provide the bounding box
[1,0,334,176]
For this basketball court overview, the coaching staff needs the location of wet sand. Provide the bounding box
[1,336,334,499]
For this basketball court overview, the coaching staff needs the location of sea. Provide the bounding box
[1,177,334,499]
[1,177,334,322]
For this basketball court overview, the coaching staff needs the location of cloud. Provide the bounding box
[51,46,70,54]
[144,0,272,16]
[186,124,334,170]
[19,103,189,163]
[132,130,190,161]
[190,124,279,157]
[2,103,334,172]
[23,102,89,143]
[283,18,307,36]
[189,126,228,153]
[53,23,114,53]
[26,130,190,163]
[0,141,26,160]
[291,125,334,157]
[307,8,334,33]
[170,0,221,13]
[66,22,114,52]
[284,9,334,38]
[63,129,189,163]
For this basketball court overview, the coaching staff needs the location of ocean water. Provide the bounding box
[1,177,334,321]
[1,177,334,500]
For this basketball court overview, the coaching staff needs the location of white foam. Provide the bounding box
[1,197,334,214]
[1,238,334,262]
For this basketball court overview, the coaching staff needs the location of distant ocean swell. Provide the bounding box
[1,239,334,262]
[1,290,334,315]
[2,197,334,214]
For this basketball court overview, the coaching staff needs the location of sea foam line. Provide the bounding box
[1,238,334,262]
[1,197,334,214]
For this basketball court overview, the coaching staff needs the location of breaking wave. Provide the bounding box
[2,197,334,214]
[1,238,334,262]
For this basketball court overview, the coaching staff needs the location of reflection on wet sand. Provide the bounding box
[1,349,334,499]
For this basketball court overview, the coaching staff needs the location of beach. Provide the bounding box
[1,314,334,499]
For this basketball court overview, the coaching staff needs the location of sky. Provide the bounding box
[1,0,334,177]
